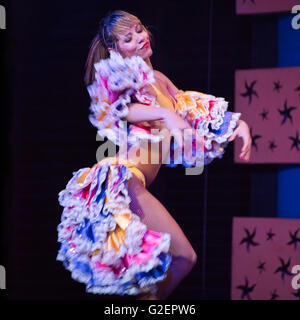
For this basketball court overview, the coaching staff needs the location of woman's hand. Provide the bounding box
[162,109,192,132]
[162,109,194,146]
[228,119,252,161]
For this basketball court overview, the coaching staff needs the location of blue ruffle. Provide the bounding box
[136,252,172,283]
[208,111,233,136]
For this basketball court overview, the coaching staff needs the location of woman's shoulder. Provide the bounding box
[153,70,180,98]
[153,70,168,84]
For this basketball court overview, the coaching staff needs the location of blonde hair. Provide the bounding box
[84,10,153,86]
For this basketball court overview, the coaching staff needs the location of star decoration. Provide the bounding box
[268,140,277,152]
[273,81,283,93]
[289,131,300,151]
[292,289,300,300]
[259,109,269,120]
[286,229,300,250]
[274,257,293,282]
[240,80,259,105]
[270,289,279,300]
[257,261,266,274]
[295,85,300,101]
[266,228,275,241]
[278,99,296,125]
[240,228,260,252]
[250,128,262,151]
[236,277,256,300]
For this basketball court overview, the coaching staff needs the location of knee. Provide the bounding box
[180,246,198,268]
[171,244,198,267]
[181,247,198,274]
[188,248,198,267]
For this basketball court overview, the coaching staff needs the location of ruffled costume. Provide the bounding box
[173,91,241,165]
[57,52,241,295]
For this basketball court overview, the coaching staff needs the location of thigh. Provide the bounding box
[128,173,194,257]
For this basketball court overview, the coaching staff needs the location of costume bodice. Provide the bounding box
[150,84,175,111]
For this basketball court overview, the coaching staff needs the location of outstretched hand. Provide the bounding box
[228,119,252,161]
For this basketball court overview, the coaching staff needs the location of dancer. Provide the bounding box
[56,10,251,300]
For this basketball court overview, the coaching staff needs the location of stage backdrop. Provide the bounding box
[234,67,300,164]
[236,0,299,15]
[231,217,300,300]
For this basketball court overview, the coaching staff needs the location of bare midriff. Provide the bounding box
[116,76,176,188]
[134,133,171,188]
[116,121,172,188]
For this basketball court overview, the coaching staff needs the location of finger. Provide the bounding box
[247,149,251,160]
[241,148,251,161]
[240,145,250,160]
[241,137,252,153]
[241,137,250,152]
[243,150,250,161]
[240,146,250,157]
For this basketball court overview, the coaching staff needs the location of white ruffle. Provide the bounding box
[57,232,171,296]
[173,91,241,166]
[89,234,171,289]
[87,52,164,147]
[204,112,241,164]
[204,112,241,150]
[57,160,172,295]
[175,92,227,132]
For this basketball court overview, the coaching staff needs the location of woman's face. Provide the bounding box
[115,22,152,60]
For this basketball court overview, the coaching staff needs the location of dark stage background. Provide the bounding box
[1,0,280,300]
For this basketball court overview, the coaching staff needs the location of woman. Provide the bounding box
[57,10,251,300]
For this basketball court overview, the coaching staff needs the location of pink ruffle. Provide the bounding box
[93,230,164,277]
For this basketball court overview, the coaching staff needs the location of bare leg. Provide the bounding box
[128,174,197,300]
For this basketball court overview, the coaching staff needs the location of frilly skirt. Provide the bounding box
[57,157,172,296]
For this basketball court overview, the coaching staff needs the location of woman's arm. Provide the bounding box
[123,102,169,123]
[124,102,193,148]
[153,71,252,162]
[124,102,191,130]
